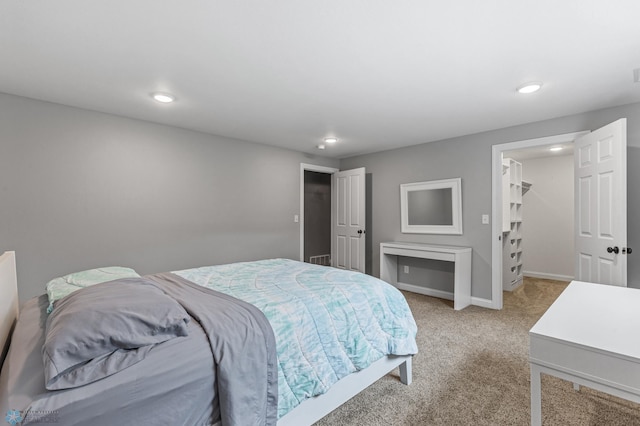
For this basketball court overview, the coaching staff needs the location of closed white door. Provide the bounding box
[331,168,365,272]
[575,119,627,286]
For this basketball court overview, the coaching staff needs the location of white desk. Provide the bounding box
[380,242,472,310]
[529,281,640,425]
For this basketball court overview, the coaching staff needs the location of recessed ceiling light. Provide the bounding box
[317,144,326,150]
[516,82,542,94]
[549,146,563,152]
[324,137,338,144]
[151,92,176,103]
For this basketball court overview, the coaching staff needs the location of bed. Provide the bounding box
[0,251,417,425]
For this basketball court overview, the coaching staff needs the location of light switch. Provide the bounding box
[403,265,409,274]
[294,214,299,223]
[482,214,490,224]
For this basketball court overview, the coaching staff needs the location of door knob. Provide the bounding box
[623,247,633,254]
[607,246,620,254]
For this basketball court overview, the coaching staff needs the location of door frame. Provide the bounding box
[299,163,339,262]
[491,131,588,309]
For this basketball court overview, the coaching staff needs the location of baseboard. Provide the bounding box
[396,284,496,310]
[523,271,573,282]
[395,283,454,301]
[471,296,495,309]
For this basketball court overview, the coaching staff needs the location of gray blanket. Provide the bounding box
[148,273,278,426]
[1,295,217,426]
[0,274,277,426]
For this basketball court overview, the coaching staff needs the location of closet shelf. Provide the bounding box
[503,158,524,292]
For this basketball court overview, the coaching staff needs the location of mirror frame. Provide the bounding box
[400,177,463,235]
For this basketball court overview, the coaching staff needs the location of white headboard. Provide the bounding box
[0,251,18,368]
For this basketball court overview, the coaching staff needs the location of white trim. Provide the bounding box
[491,131,588,310]
[523,271,573,282]
[400,178,463,235]
[299,163,339,262]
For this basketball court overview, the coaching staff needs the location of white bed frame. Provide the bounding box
[0,251,412,425]
[0,251,19,369]
[278,354,412,425]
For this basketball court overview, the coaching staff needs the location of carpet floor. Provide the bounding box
[314,278,640,425]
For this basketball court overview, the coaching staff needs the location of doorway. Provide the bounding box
[303,170,332,265]
[299,164,367,273]
[299,164,338,264]
[501,144,575,292]
[491,131,588,309]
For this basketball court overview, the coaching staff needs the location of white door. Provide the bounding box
[575,119,627,286]
[332,167,365,272]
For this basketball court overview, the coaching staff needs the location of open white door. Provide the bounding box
[331,167,365,272]
[575,119,628,286]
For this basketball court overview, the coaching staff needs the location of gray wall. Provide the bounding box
[0,93,338,302]
[340,102,640,300]
[521,155,574,280]
[3,92,639,304]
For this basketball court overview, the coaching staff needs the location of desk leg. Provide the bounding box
[380,252,398,287]
[453,251,472,310]
[530,364,542,426]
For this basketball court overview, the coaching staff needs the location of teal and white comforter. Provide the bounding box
[173,258,418,418]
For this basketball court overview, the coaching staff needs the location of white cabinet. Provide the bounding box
[503,158,523,291]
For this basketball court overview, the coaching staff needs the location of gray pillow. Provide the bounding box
[42,277,190,390]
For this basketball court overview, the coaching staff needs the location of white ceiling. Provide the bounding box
[2,1,640,159]
[505,143,574,162]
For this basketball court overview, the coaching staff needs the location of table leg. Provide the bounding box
[530,363,542,426]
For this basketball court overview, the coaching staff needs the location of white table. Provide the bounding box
[380,242,472,310]
[529,281,640,425]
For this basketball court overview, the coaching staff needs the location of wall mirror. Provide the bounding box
[400,178,463,234]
